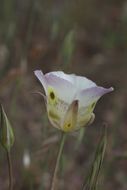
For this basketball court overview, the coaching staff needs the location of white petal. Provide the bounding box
[77,86,114,107]
[70,75,96,91]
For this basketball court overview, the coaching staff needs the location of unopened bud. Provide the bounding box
[0,104,14,151]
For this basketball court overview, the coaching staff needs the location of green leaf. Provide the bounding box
[82,125,107,190]
[0,104,14,151]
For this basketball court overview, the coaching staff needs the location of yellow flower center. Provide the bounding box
[63,122,73,132]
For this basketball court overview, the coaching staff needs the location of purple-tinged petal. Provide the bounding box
[47,71,75,84]
[76,86,114,107]
[45,73,76,103]
[48,71,96,90]
[34,70,76,103]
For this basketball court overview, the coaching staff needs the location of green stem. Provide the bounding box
[7,151,13,190]
[50,132,66,190]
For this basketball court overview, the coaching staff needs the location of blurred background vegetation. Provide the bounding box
[0,0,127,189]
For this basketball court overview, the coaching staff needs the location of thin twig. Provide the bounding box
[7,150,13,190]
[50,132,66,190]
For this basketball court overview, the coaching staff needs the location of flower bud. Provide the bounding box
[0,104,14,151]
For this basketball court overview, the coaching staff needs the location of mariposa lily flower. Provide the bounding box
[34,70,113,132]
